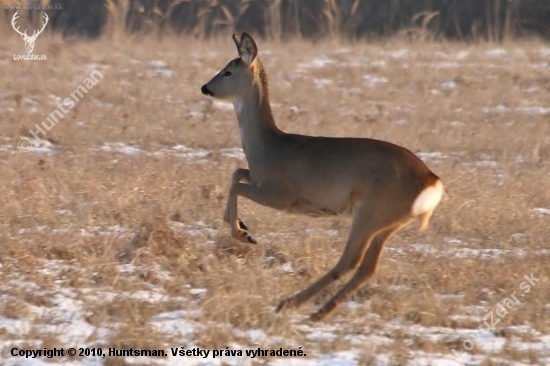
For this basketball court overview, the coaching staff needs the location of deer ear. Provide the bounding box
[232,33,241,51]
[236,32,258,65]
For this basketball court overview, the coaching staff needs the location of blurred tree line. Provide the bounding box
[6,0,550,41]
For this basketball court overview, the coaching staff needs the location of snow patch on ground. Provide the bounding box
[93,143,245,162]
[532,208,550,217]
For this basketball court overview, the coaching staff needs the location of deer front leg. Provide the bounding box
[226,181,293,244]
[224,169,251,231]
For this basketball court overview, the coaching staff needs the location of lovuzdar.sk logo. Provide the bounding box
[11,10,48,61]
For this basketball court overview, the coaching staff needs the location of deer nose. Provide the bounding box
[201,84,213,96]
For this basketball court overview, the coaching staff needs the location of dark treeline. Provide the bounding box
[7,0,550,41]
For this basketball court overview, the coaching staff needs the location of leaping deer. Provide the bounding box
[201,33,444,320]
[11,10,49,54]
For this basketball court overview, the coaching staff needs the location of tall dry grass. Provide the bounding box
[2,0,550,42]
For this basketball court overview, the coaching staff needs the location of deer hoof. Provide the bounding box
[224,214,248,231]
[244,232,257,244]
[233,229,257,244]
[309,311,325,322]
[276,297,297,313]
[237,219,248,231]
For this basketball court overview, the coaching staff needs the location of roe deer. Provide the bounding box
[201,33,444,320]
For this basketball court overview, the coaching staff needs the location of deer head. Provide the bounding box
[11,10,49,54]
[201,33,260,102]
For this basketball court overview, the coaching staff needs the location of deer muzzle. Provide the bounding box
[201,84,213,97]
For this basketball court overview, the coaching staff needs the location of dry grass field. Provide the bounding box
[0,33,549,365]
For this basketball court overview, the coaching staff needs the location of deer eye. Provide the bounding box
[223,71,232,77]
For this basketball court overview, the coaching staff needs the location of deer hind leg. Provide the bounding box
[310,223,404,321]
[276,207,384,313]
[224,169,251,231]
[226,181,294,244]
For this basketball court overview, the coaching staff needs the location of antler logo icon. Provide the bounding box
[11,10,49,54]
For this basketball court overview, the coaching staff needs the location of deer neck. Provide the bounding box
[233,81,283,160]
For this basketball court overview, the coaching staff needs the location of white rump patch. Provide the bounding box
[412,179,444,216]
